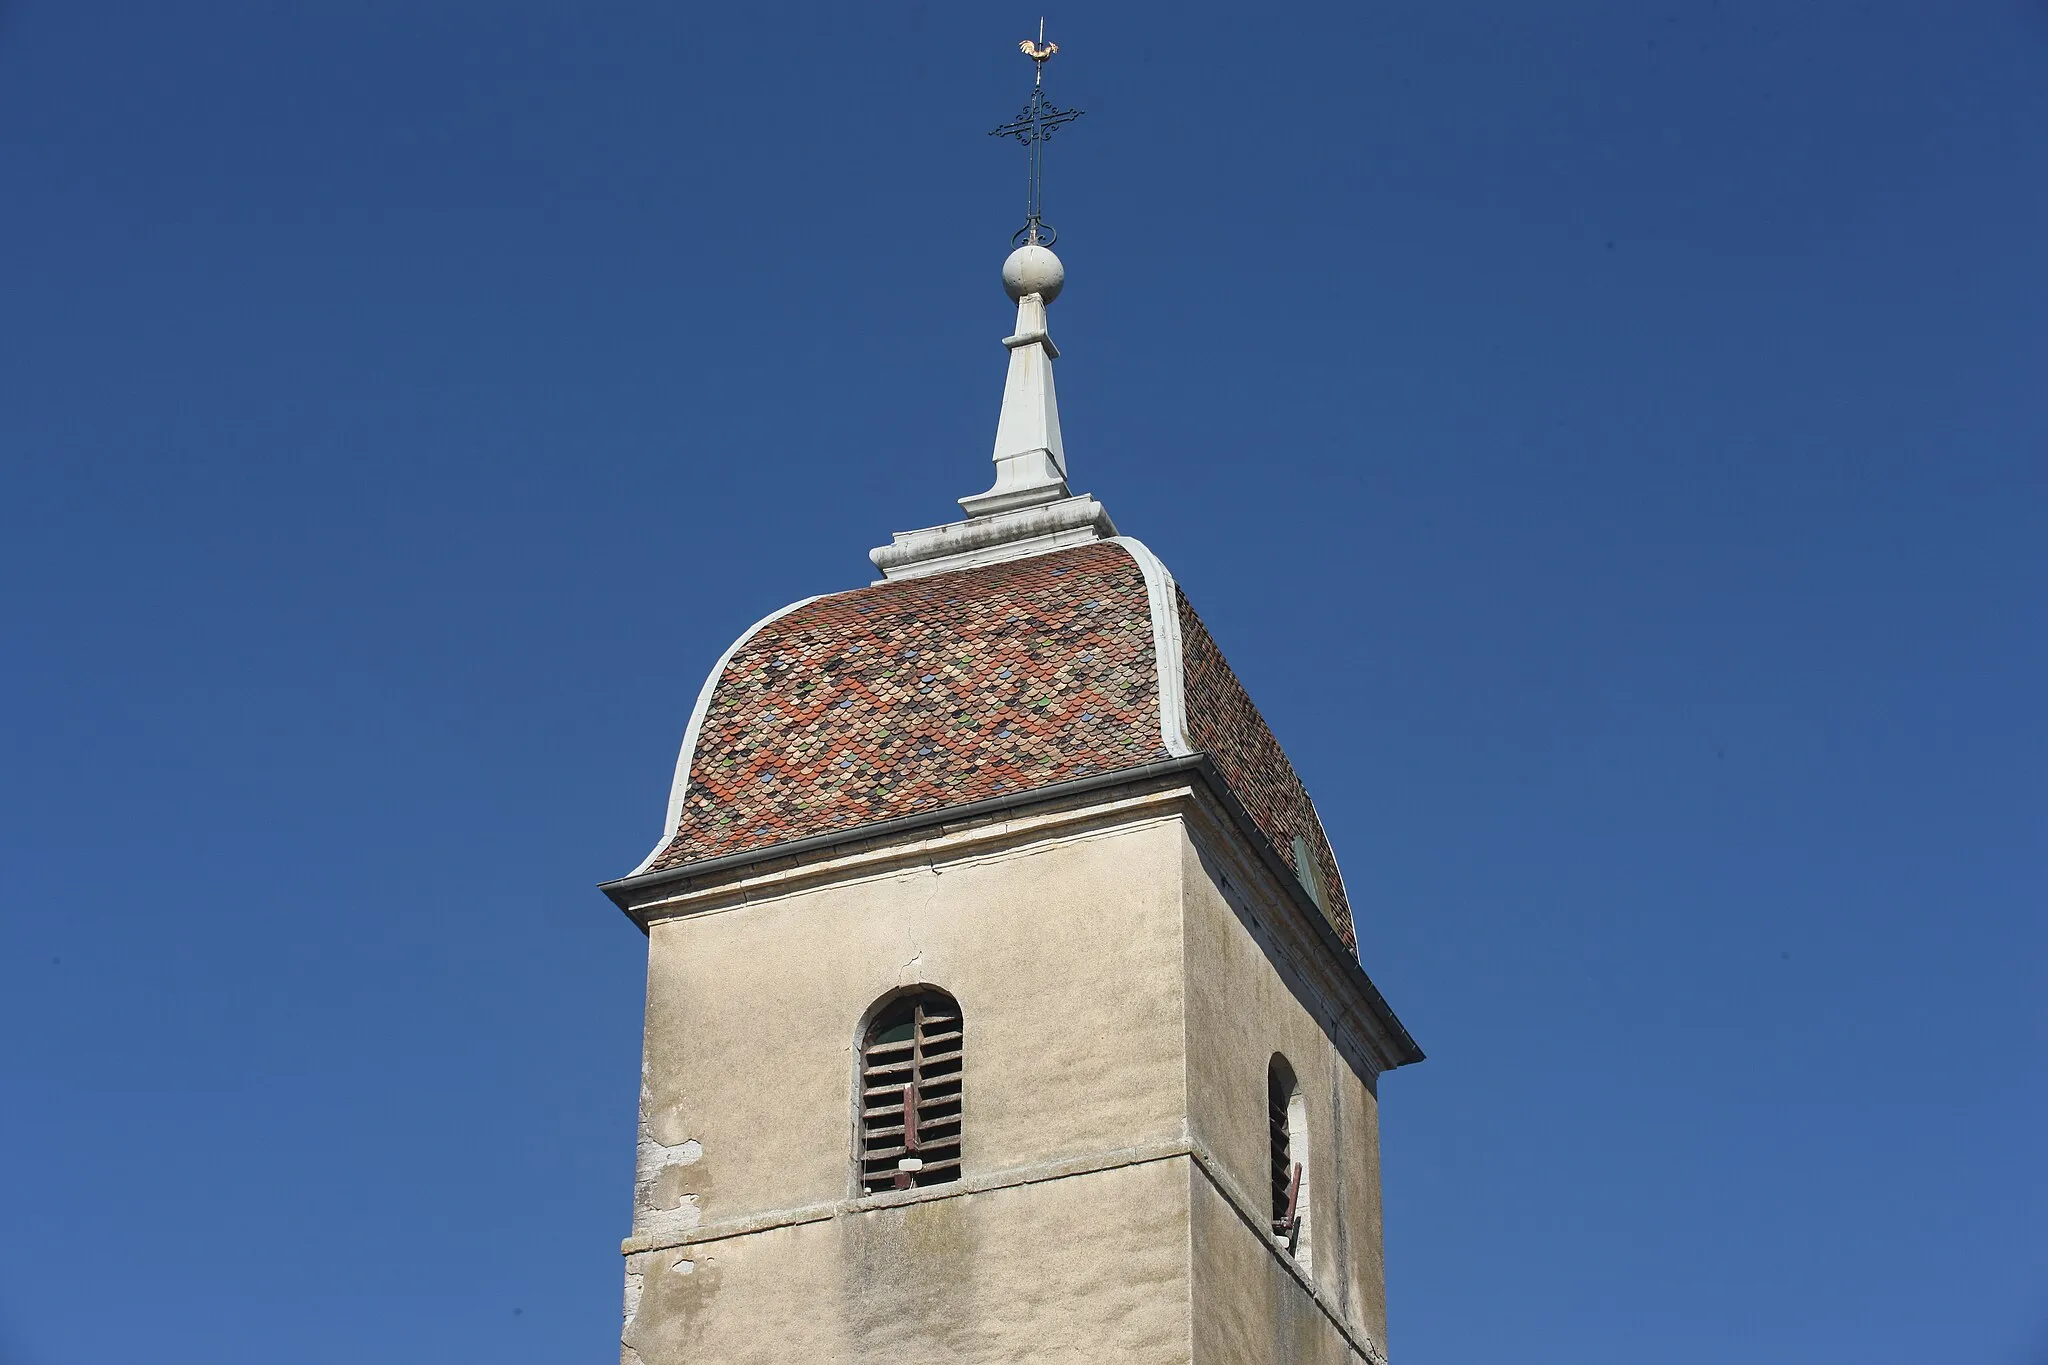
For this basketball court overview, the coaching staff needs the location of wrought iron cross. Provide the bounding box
[989,20,1084,246]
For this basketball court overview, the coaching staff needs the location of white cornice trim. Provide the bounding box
[869,493,1114,582]
[1111,536,1194,758]
[625,595,823,878]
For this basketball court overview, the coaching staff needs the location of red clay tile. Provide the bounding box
[646,540,1357,951]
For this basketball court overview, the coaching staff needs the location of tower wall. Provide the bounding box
[614,777,1392,1364]
[1180,820,1390,1360]
[625,1162,1194,1363]
[622,789,1194,1363]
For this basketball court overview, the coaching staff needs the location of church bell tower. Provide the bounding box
[600,36,1422,1364]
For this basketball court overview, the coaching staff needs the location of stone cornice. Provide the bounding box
[1177,782,1418,1082]
[601,757,1422,1073]
[868,492,1114,582]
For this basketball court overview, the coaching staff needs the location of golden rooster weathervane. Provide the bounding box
[1020,18,1058,71]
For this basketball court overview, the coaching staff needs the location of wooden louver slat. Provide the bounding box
[860,992,964,1194]
[1268,1066,1294,1231]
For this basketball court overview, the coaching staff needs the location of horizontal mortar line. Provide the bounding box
[621,1138,1199,1256]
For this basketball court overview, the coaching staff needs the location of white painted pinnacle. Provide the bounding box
[960,245,1071,518]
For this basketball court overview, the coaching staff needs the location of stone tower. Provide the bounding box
[601,197,1422,1365]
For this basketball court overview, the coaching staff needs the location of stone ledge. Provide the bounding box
[621,1140,1193,1256]
[868,492,1116,582]
[618,1137,1387,1365]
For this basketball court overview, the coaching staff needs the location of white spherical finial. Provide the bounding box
[1002,244,1065,304]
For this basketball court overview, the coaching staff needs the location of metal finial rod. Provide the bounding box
[991,22,1082,247]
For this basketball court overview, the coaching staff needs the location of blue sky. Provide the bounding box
[2,2,2043,1362]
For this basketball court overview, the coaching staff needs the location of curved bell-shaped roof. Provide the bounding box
[626,537,1359,954]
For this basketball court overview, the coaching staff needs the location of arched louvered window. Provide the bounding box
[1268,1054,1312,1271]
[859,990,963,1194]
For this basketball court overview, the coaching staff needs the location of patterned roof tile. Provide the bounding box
[642,539,1358,952]
[1178,591,1357,951]
[648,543,1166,872]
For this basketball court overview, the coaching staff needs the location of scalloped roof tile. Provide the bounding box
[639,540,1357,951]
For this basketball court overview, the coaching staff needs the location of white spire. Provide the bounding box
[961,245,1069,517]
[868,243,1115,582]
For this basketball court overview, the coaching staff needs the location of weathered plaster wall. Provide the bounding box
[617,787,1398,1364]
[624,1159,1192,1365]
[624,814,1196,1361]
[1181,826,1390,1356]
[1188,1168,1371,1364]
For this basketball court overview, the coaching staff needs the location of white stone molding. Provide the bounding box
[1111,535,1194,758]
[625,595,823,878]
[869,492,1115,582]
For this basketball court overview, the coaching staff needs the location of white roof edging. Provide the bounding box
[626,594,824,878]
[1111,535,1194,759]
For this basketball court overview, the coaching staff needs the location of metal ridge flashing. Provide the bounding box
[598,752,1424,1070]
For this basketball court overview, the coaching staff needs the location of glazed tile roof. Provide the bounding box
[639,539,1357,951]
[1177,590,1355,951]
[648,543,1166,871]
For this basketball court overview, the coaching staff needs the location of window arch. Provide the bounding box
[858,989,963,1193]
[1268,1054,1312,1272]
